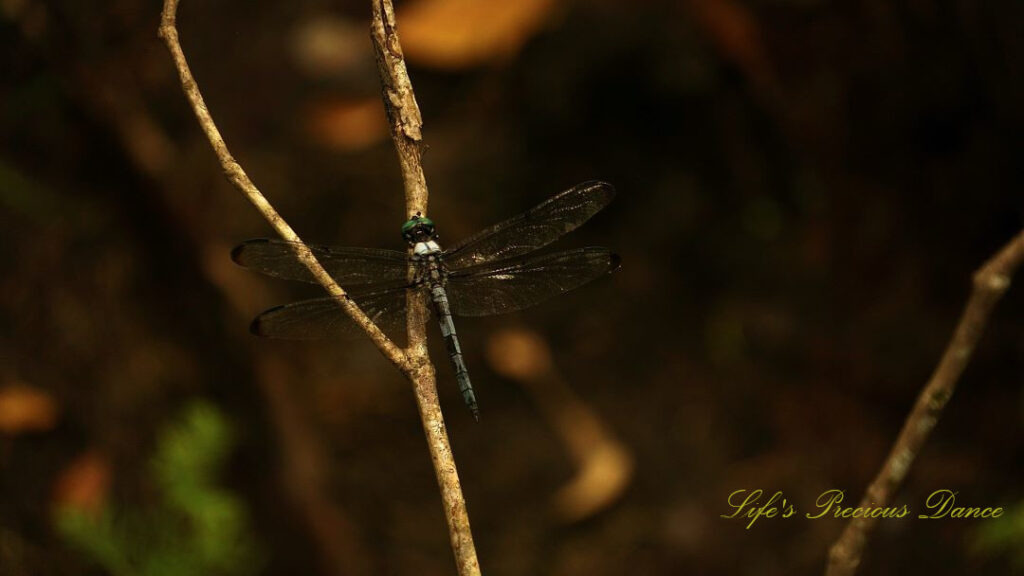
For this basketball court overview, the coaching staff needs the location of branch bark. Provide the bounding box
[158,1,480,574]
[825,228,1024,576]
[370,1,481,574]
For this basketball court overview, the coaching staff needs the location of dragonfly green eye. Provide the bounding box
[402,215,435,240]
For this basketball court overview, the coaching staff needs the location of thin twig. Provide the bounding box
[158,1,481,574]
[825,228,1024,576]
[157,0,408,371]
[370,1,481,574]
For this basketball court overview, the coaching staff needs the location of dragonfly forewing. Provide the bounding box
[442,181,615,269]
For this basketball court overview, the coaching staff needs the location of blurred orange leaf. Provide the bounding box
[305,97,388,152]
[486,327,553,380]
[398,0,556,70]
[52,451,111,516]
[0,384,58,434]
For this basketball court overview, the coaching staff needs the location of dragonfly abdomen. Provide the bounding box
[430,284,479,420]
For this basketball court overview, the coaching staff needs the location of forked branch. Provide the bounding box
[825,228,1024,576]
[158,1,481,574]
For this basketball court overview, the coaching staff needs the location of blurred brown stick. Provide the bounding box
[8,5,371,572]
[825,228,1024,576]
[486,328,633,523]
[158,1,480,574]
[83,70,372,576]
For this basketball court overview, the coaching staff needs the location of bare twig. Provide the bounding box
[256,356,370,575]
[158,0,408,371]
[826,228,1024,576]
[158,1,480,574]
[370,1,481,574]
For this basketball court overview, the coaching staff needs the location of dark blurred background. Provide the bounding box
[1,0,1022,575]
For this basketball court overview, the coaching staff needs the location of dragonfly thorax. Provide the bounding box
[413,240,442,257]
[412,239,447,286]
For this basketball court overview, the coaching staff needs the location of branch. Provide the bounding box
[370,1,481,574]
[825,228,1024,576]
[370,0,431,356]
[158,1,480,574]
[157,0,408,371]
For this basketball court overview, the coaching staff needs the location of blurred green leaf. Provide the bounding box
[971,500,1024,570]
[56,400,260,576]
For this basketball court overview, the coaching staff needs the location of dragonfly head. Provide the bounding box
[402,213,437,244]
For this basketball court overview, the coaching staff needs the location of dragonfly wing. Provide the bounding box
[443,181,615,269]
[250,283,425,340]
[232,239,408,286]
[446,247,620,317]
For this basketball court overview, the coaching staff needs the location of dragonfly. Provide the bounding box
[232,181,619,420]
